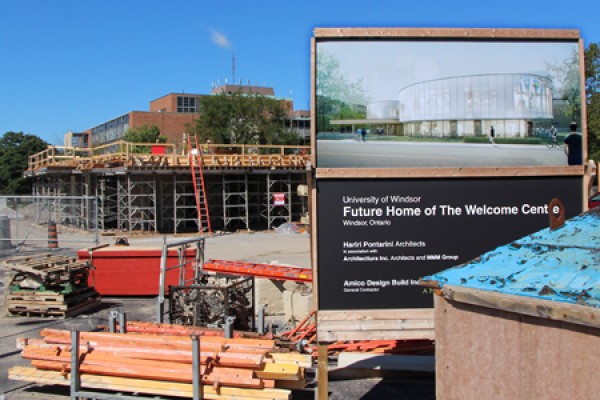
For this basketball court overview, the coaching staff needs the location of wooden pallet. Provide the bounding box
[6,287,101,318]
[7,286,97,304]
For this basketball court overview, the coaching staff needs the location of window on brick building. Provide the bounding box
[177,96,197,113]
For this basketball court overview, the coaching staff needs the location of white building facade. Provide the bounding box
[397,73,553,138]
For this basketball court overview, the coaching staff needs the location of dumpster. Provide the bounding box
[77,246,198,296]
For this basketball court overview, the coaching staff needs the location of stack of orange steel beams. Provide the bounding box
[114,320,275,339]
[325,339,434,356]
[9,325,313,399]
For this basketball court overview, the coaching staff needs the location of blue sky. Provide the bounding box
[1,0,599,144]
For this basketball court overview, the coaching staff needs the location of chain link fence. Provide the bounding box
[0,196,99,254]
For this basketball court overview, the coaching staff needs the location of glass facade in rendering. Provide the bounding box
[397,74,553,137]
[367,100,400,120]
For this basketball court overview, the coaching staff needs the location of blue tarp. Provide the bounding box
[423,210,600,308]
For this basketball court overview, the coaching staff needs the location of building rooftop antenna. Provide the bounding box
[232,51,236,86]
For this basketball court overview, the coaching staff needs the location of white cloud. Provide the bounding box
[210,29,232,49]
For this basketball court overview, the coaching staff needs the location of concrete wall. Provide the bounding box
[254,278,313,323]
[435,295,600,399]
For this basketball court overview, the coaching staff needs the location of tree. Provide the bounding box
[123,124,166,143]
[194,91,299,145]
[546,48,582,123]
[316,50,370,131]
[586,43,600,162]
[0,132,48,195]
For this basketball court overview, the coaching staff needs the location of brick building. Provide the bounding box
[66,84,309,148]
[45,84,311,234]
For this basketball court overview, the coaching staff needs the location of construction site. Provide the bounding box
[25,138,311,234]
[0,138,436,399]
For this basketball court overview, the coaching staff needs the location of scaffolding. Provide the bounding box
[265,173,293,229]
[96,176,118,230]
[25,142,310,234]
[223,174,250,230]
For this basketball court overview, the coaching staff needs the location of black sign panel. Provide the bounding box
[316,177,583,310]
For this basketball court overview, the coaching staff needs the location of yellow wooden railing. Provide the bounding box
[27,141,310,171]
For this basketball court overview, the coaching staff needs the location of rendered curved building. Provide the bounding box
[367,100,400,120]
[397,73,553,138]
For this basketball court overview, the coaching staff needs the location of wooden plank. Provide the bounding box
[318,318,434,331]
[7,296,101,318]
[317,343,328,400]
[317,329,435,342]
[313,27,580,40]
[318,309,433,321]
[255,363,302,381]
[8,287,97,304]
[316,310,434,341]
[8,367,291,399]
[315,166,585,179]
[269,353,313,369]
[440,284,600,330]
[308,169,319,312]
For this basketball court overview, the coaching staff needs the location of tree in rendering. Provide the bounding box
[0,131,48,195]
[194,91,298,145]
[585,43,600,162]
[546,48,582,123]
[316,50,370,132]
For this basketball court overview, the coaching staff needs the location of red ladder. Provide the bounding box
[187,135,212,235]
[204,259,312,283]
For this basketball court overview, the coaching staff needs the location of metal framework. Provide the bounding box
[265,173,292,229]
[222,174,250,230]
[0,195,99,251]
[25,142,310,234]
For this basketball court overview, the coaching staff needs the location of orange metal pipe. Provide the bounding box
[39,334,271,358]
[122,321,273,339]
[31,358,271,388]
[40,328,275,349]
[280,310,315,339]
[22,345,265,368]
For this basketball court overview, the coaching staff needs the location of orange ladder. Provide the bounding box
[204,259,312,283]
[187,136,212,235]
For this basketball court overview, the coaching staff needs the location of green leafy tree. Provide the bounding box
[0,132,48,194]
[585,43,600,162]
[316,50,370,131]
[195,91,298,145]
[546,48,582,122]
[123,124,166,143]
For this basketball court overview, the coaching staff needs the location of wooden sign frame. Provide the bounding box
[310,28,587,343]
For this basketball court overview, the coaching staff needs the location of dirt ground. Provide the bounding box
[0,229,434,399]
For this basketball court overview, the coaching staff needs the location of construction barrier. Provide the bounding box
[47,221,58,249]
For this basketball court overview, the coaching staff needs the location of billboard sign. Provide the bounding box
[311,28,587,341]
